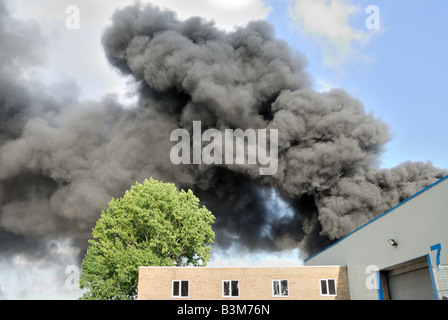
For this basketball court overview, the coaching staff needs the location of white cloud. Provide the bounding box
[8,0,271,102]
[209,248,303,267]
[290,0,371,67]
[315,77,337,92]
[154,0,272,30]
[12,0,271,31]
[0,239,83,300]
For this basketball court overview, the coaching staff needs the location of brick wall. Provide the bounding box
[137,266,350,300]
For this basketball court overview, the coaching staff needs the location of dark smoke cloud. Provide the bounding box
[100,4,447,255]
[0,0,446,279]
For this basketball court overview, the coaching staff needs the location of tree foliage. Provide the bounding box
[79,178,215,300]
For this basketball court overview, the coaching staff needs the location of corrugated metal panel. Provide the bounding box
[305,176,448,299]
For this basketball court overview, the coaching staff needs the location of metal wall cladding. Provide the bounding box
[305,176,448,299]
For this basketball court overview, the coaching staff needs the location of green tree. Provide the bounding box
[79,178,215,300]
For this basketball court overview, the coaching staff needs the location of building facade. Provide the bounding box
[305,176,448,300]
[137,266,350,300]
[137,177,448,300]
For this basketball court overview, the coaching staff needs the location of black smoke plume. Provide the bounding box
[0,1,446,276]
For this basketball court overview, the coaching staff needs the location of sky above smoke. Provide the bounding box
[0,0,447,299]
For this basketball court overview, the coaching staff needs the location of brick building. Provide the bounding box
[137,265,349,300]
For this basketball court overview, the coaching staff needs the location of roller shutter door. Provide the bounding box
[386,257,435,300]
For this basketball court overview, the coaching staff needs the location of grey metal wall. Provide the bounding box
[305,176,448,300]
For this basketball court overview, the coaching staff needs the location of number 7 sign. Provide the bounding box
[430,243,441,269]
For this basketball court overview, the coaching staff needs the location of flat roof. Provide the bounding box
[139,265,342,269]
[305,175,448,262]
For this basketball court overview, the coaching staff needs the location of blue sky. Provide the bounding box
[2,0,447,299]
[265,0,448,170]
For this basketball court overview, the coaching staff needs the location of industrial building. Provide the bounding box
[305,175,448,300]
